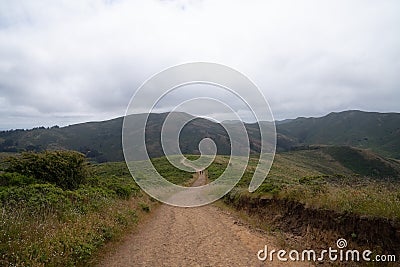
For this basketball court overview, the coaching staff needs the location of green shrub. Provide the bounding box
[139,202,150,212]
[6,151,88,190]
[0,172,37,186]
[0,160,150,266]
[298,175,327,185]
[113,184,132,199]
[256,182,281,195]
[0,183,72,212]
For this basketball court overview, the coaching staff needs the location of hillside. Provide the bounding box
[277,110,400,158]
[271,145,400,181]
[0,117,124,162]
[0,113,236,162]
[207,145,400,188]
[215,146,400,256]
[0,110,399,162]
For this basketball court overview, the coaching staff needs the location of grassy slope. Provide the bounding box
[0,157,195,267]
[0,161,142,266]
[151,156,195,185]
[277,110,400,158]
[209,147,400,220]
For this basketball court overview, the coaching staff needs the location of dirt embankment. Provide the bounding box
[224,193,400,255]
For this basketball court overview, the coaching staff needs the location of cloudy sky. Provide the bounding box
[0,0,399,129]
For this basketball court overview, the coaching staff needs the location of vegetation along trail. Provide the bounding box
[99,172,310,267]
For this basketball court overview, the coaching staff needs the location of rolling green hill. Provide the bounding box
[0,113,236,162]
[0,117,124,162]
[277,110,400,158]
[0,110,399,162]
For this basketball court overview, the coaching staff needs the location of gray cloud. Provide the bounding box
[0,0,399,129]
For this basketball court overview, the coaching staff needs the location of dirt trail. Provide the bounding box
[99,169,311,266]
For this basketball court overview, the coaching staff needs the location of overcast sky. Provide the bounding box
[0,0,399,130]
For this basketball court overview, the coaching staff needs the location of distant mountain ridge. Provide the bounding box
[276,110,400,158]
[0,110,399,162]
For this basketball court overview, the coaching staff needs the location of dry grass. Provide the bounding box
[0,191,155,266]
[287,181,400,220]
[0,160,159,266]
[209,152,400,220]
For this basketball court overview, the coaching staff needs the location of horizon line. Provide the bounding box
[1,109,399,132]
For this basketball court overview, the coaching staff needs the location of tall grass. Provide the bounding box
[284,180,400,220]
[0,161,151,266]
[0,197,140,266]
[207,154,400,220]
[0,156,195,266]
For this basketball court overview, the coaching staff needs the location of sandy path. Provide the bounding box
[99,169,311,266]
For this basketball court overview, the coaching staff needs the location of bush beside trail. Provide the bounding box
[5,150,88,190]
[0,151,152,266]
